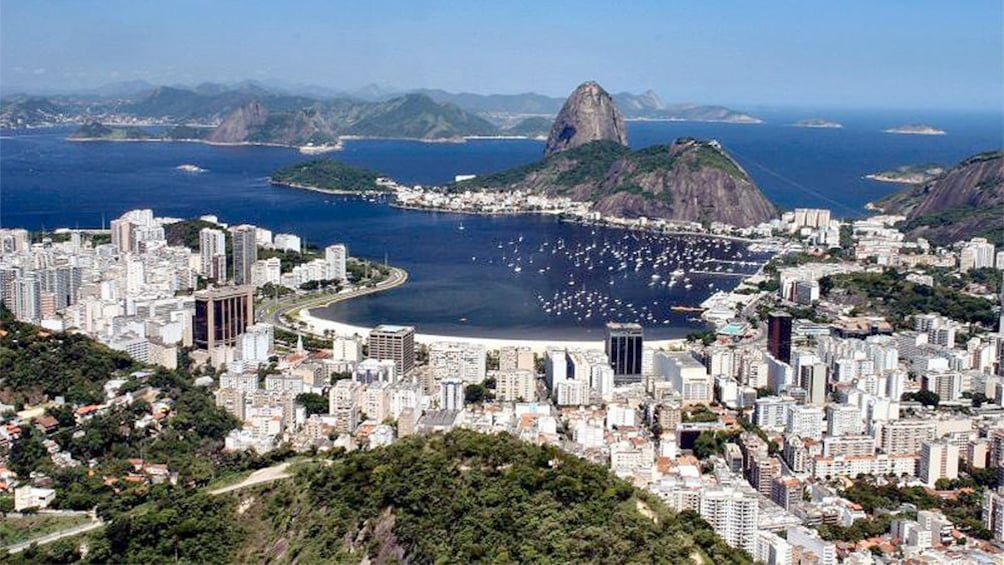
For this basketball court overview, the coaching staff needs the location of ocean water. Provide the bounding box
[1,109,1000,339]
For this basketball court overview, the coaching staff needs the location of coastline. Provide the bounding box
[269,180,393,197]
[298,309,686,354]
[275,265,687,353]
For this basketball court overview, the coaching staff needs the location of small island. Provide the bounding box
[793,118,843,129]
[865,163,944,185]
[270,159,390,194]
[883,124,946,135]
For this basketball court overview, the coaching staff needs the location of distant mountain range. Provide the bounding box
[0,80,762,135]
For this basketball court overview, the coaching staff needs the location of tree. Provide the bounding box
[464,384,486,405]
[296,392,329,416]
[902,390,940,407]
[10,427,50,477]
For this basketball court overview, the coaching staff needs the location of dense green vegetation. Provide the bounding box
[346,93,497,139]
[820,269,996,328]
[454,139,630,192]
[897,204,1004,246]
[229,430,750,563]
[271,159,385,192]
[0,317,136,405]
[841,481,991,539]
[453,137,750,207]
[256,246,321,273]
[163,218,228,251]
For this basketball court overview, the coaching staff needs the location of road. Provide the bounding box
[5,520,105,554]
[259,266,408,336]
[208,462,293,495]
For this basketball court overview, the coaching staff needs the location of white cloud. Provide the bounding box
[31,68,46,75]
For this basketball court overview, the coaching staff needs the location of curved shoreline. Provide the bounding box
[282,265,686,353]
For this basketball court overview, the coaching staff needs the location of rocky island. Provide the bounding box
[865,163,944,185]
[883,123,946,135]
[793,118,843,128]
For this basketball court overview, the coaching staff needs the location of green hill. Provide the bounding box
[55,431,750,564]
[271,159,386,192]
[346,93,498,139]
[69,121,156,140]
[454,138,777,226]
[503,116,553,137]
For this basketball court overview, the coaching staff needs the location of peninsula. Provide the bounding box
[865,164,944,185]
[269,159,390,194]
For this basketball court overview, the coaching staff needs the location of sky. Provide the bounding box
[2,0,1002,110]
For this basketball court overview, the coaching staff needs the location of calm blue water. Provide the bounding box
[1,109,1000,338]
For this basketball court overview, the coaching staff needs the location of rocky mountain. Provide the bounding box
[206,100,269,143]
[876,151,1004,245]
[456,137,777,226]
[545,81,629,157]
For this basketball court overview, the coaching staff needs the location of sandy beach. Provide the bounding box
[297,308,686,354]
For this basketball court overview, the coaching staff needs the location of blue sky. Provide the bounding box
[2,0,1002,110]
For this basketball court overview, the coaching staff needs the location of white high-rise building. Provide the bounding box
[918,440,959,487]
[825,404,863,437]
[332,335,363,363]
[699,486,759,555]
[199,228,227,281]
[251,257,282,287]
[325,244,348,281]
[237,323,274,364]
[273,233,301,253]
[960,238,995,272]
[495,369,537,402]
[440,377,465,411]
[231,225,258,286]
[786,405,825,440]
[429,341,486,384]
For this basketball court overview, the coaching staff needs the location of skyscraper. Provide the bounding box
[192,285,254,350]
[325,244,348,281]
[199,228,227,282]
[231,225,258,286]
[368,325,416,376]
[768,312,792,364]
[605,322,643,382]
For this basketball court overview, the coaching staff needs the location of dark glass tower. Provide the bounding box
[768,311,793,364]
[605,322,644,381]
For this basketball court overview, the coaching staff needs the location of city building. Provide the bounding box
[699,486,759,554]
[231,225,258,286]
[918,440,960,487]
[368,325,416,377]
[605,322,644,382]
[199,227,227,282]
[768,312,793,364]
[440,377,465,411]
[325,244,348,281]
[429,341,486,384]
[193,285,254,350]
